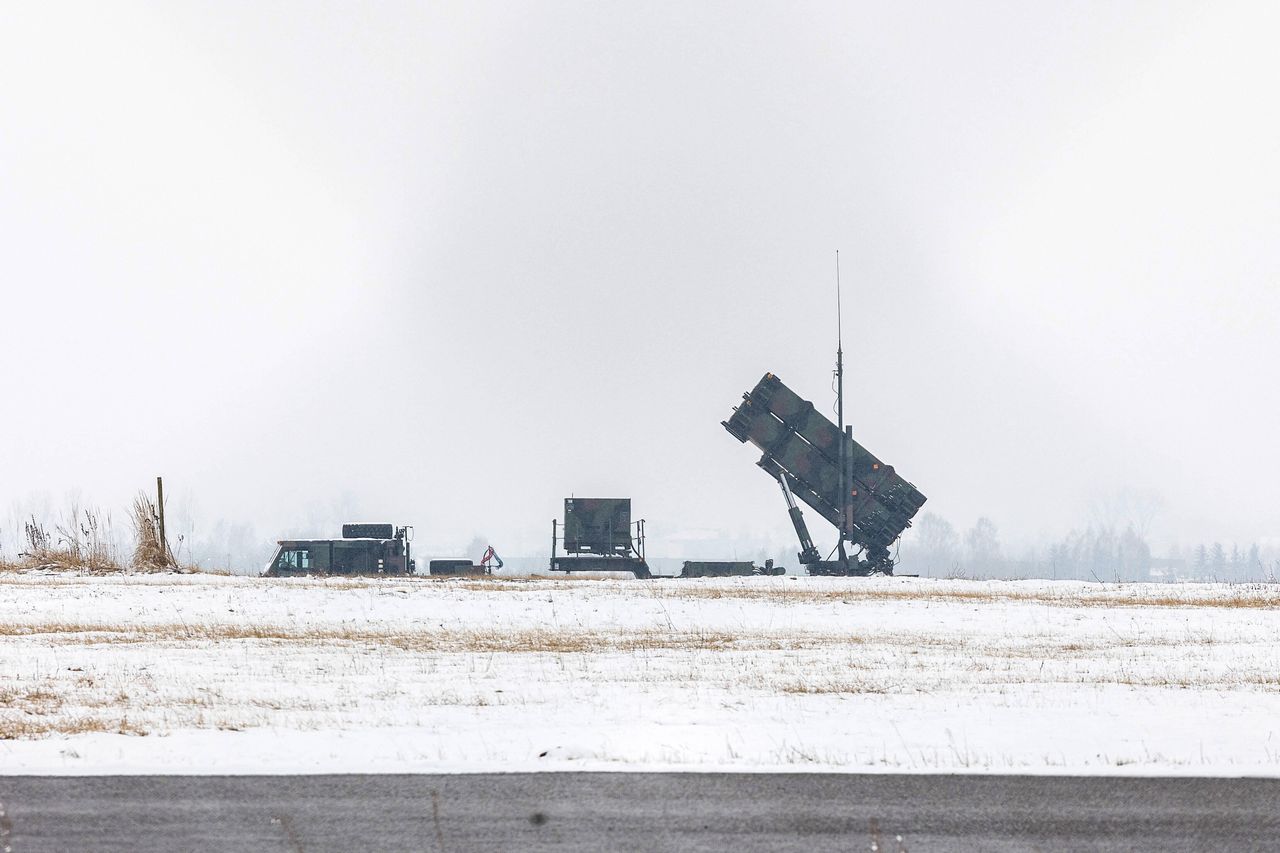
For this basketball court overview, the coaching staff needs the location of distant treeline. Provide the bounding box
[898,511,1279,582]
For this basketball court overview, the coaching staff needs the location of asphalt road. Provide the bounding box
[1,773,1278,852]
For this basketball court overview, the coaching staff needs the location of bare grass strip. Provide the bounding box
[0,622,832,653]
[639,583,1280,610]
[0,714,147,740]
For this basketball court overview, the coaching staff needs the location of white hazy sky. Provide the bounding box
[2,1,1277,560]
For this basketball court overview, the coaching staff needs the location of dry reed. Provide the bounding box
[129,492,182,572]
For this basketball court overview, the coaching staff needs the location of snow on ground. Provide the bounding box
[2,572,1280,775]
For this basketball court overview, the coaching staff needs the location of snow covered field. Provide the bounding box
[2,572,1280,776]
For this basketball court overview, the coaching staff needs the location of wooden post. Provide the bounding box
[156,476,168,561]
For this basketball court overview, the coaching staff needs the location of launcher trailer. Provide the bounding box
[723,373,926,575]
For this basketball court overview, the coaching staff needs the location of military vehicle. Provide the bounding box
[428,559,484,576]
[550,498,650,578]
[724,372,926,575]
[428,545,504,576]
[679,560,785,578]
[263,523,415,577]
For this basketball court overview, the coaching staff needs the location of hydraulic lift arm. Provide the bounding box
[778,473,822,565]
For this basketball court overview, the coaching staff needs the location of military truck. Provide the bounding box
[263,523,415,577]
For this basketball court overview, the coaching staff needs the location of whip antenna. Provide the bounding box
[835,250,848,563]
[836,250,843,353]
[835,249,844,435]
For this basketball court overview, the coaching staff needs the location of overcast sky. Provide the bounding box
[2,1,1277,562]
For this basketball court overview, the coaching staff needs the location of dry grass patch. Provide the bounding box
[0,620,831,653]
[1076,589,1280,609]
[641,580,1280,610]
[10,511,126,573]
[0,683,64,714]
[780,678,893,695]
[0,714,147,740]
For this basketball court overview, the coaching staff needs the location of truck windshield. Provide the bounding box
[275,549,312,571]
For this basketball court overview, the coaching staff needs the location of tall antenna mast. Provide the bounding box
[835,250,848,557]
[836,250,843,434]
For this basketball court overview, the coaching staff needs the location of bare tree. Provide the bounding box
[903,512,961,577]
[1089,488,1163,538]
[965,517,1002,574]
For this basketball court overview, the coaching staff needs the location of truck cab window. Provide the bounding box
[276,549,311,570]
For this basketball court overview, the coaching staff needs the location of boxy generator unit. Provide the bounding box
[550,498,651,579]
[679,560,786,578]
[428,545,503,577]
